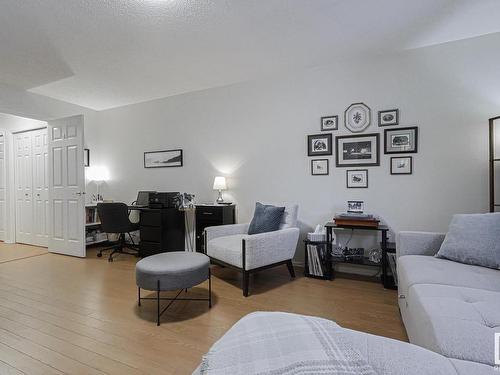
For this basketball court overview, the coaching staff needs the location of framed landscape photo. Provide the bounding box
[335,133,379,167]
[378,109,399,127]
[308,133,333,156]
[384,126,418,154]
[346,169,368,188]
[321,115,338,131]
[144,149,183,168]
[311,159,329,175]
[390,156,413,175]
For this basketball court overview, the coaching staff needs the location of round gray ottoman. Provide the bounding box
[135,251,211,325]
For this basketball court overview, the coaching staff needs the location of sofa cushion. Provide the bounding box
[436,213,500,269]
[248,202,285,235]
[398,255,500,298]
[207,234,245,268]
[406,284,500,366]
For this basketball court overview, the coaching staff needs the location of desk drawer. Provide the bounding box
[140,226,161,242]
[196,207,222,222]
[140,211,161,226]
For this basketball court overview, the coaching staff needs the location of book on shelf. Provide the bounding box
[307,244,324,277]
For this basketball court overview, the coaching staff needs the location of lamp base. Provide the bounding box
[216,190,224,203]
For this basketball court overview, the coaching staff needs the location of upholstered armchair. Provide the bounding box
[205,204,299,296]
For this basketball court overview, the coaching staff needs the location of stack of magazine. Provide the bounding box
[307,243,327,277]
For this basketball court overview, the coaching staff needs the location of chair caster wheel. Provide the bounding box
[97,253,102,258]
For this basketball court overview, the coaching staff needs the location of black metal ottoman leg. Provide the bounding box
[138,287,141,306]
[157,280,160,326]
[208,268,212,308]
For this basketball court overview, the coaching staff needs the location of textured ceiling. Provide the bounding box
[0,0,498,110]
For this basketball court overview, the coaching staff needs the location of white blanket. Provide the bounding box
[200,312,377,375]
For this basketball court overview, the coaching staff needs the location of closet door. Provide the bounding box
[14,132,34,245]
[32,129,49,246]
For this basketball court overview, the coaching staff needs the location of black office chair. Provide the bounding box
[97,203,140,262]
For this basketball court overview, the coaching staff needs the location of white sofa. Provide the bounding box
[397,231,500,369]
[205,203,300,296]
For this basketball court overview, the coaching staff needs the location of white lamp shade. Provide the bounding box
[213,176,227,190]
[86,166,110,182]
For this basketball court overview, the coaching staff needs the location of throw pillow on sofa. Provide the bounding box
[436,213,500,269]
[248,202,285,235]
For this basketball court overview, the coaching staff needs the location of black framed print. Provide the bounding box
[390,156,413,175]
[144,149,183,168]
[311,159,329,175]
[378,109,399,127]
[384,126,418,154]
[346,169,368,188]
[335,133,380,167]
[321,115,338,131]
[308,133,333,156]
[84,149,90,167]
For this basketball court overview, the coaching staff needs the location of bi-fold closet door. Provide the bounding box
[14,128,49,247]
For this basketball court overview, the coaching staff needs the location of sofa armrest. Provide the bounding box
[243,228,300,270]
[397,231,446,258]
[205,223,249,243]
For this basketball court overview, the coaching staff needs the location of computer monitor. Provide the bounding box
[136,191,155,206]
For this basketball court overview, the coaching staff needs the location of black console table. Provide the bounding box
[195,204,236,252]
[325,222,396,289]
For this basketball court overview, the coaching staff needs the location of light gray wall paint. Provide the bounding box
[85,34,499,261]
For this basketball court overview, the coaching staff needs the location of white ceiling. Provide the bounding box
[0,0,498,111]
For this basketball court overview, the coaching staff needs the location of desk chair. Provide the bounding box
[97,203,140,262]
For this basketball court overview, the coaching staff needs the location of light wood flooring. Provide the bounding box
[0,243,407,374]
[0,242,47,264]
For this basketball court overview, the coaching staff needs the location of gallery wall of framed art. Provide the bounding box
[308,103,418,181]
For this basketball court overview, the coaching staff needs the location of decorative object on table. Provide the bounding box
[390,156,412,175]
[144,149,183,168]
[213,176,227,203]
[346,169,368,188]
[84,149,90,167]
[307,133,332,156]
[368,248,382,263]
[378,109,399,127]
[335,133,380,167]
[321,115,338,131]
[347,200,364,213]
[334,210,380,228]
[311,159,329,175]
[344,102,371,133]
[343,247,365,260]
[86,165,110,203]
[384,126,418,154]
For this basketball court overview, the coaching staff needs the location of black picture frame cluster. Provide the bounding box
[308,104,418,183]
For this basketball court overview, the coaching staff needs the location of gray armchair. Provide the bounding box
[205,204,300,296]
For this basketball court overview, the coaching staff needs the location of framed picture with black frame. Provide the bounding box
[378,109,399,127]
[308,133,333,156]
[384,126,418,154]
[144,149,183,168]
[84,149,90,167]
[335,133,380,167]
[321,115,338,131]
[346,169,368,188]
[390,156,413,175]
[311,159,329,175]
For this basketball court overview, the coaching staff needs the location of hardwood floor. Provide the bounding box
[0,242,47,264]
[0,244,407,374]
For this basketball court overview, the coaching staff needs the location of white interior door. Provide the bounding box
[14,132,34,245]
[0,132,6,241]
[32,129,49,247]
[48,115,86,257]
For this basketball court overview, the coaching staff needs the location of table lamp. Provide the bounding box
[213,176,227,203]
[86,166,110,202]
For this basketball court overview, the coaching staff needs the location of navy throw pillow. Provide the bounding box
[248,202,285,235]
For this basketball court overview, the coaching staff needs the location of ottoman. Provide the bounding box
[136,251,211,325]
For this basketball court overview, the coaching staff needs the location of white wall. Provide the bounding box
[85,33,500,261]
